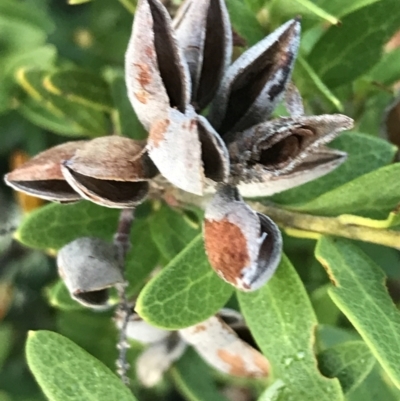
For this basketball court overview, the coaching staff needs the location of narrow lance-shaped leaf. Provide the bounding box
[238,255,344,400]
[316,237,400,390]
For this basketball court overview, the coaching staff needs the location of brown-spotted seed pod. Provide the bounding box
[61,136,158,208]
[57,237,124,309]
[4,141,85,202]
[179,313,269,378]
[203,184,282,291]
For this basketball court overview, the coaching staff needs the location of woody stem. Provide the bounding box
[114,208,135,386]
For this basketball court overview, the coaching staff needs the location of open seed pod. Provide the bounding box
[136,333,187,387]
[125,0,230,195]
[57,237,124,309]
[148,107,230,194]
[4,141,85,202]
[173,0,232,111]
[125,0,191,130]
[179,314,269,378]
[61,136,158,208]
[208,18,301,136]
[228,114,353,197]
[203,184,282,291]
[115,311,170,345]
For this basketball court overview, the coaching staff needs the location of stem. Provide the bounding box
[113,208,135,386]
[250,202,400,249]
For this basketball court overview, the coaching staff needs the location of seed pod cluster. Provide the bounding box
[5,0,354,295]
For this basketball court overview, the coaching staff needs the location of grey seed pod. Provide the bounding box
[228,114,353,197]
[147,106,229,195]
[125,0,191,130]
[115,312,170,344]
[173,0,232,110]
[208,18,301,135]
[61,136,157,208]
[203,184,282,291]
[136,333,187,387]
[4,141,85,202]
[57,237,124,309]
[237,147,347,198]
[179,314,269,378]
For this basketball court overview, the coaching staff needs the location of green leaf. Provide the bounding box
[26,330,136,401]
[295,56,343,111]
[238,255,343,401]
[103,68,147,139]
[289,163,400,218]
[318,341,375,394]
[369,48,400,85]
[16,201,120,251]
[136,235,233,330]
[16,68,108,137]
[125,218,160,297]
[271,132,396,205]
[0,0,54,34]
[225,0,265,46]
[0,45,57,113]
[290,0,339,24]
[312,0,383,19]
[310,285,341,326]
[315,237,400,389]
[18,98,86,137]
[171,347,230,401]
[0,324,13,370]
[316,326,400,401]
[46,280,85,312]
[149,204,201,261]
[308,0,400,88]
[46,70,113,112]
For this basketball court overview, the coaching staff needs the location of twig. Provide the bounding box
[113,208,135,386]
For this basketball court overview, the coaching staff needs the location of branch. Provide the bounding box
[250,202,400,249]
[114,208,135,386]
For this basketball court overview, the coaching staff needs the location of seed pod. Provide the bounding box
[228,114,353,197]
[61,136,157,208]
[203,184,282,291]
[173,0,232,110]
[125,0,191,130]
[4,141,84,202]
[136,333,187,387]
[57,237,124,309]
[208,18,301,136]
[115,312,170,344]
[179,314,269,378]
[147,106,229,195]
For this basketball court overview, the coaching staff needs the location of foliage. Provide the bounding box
[0,0,400,401]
